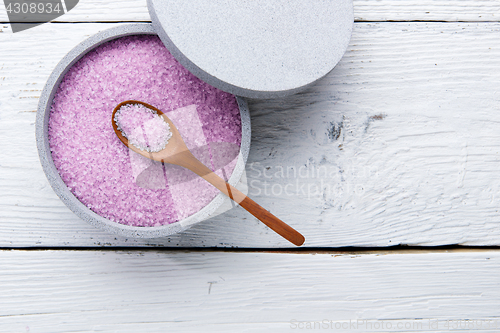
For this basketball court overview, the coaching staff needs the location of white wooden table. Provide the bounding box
[1,1,500,331]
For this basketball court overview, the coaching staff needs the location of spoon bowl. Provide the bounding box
[112,100,189,164]
[112,100,305,246]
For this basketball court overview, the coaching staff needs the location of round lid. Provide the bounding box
[147,0,353,99]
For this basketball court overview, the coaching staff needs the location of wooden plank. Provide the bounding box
[1,0,499,23]
[0,250,499,332]
[1,22,500,247]
[354,0,500,22]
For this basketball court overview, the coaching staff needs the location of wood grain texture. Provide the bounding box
[1,22,500,247]
[0,250,499,332]
[1,0,499,23]
[354,0,500,22]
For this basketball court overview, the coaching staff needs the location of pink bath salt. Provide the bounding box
[142,116,173,152]
[114,104,155,139]
[48,35,242,227]
[114,103,172,152]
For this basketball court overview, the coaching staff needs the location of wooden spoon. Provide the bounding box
[112,100,305,246]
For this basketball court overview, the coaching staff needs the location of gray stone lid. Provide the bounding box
[148,0,353,99]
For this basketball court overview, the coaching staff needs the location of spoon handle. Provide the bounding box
[174,151,305,246]
[237,195,305,246]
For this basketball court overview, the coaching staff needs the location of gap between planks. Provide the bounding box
[2,245,500,255]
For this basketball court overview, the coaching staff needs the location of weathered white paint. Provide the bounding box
[1,3,498,332]
[1,22,500,247]
[0,250,499,332]
[1,0,499,23]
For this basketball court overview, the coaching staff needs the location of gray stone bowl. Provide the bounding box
[36,24,251,238]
